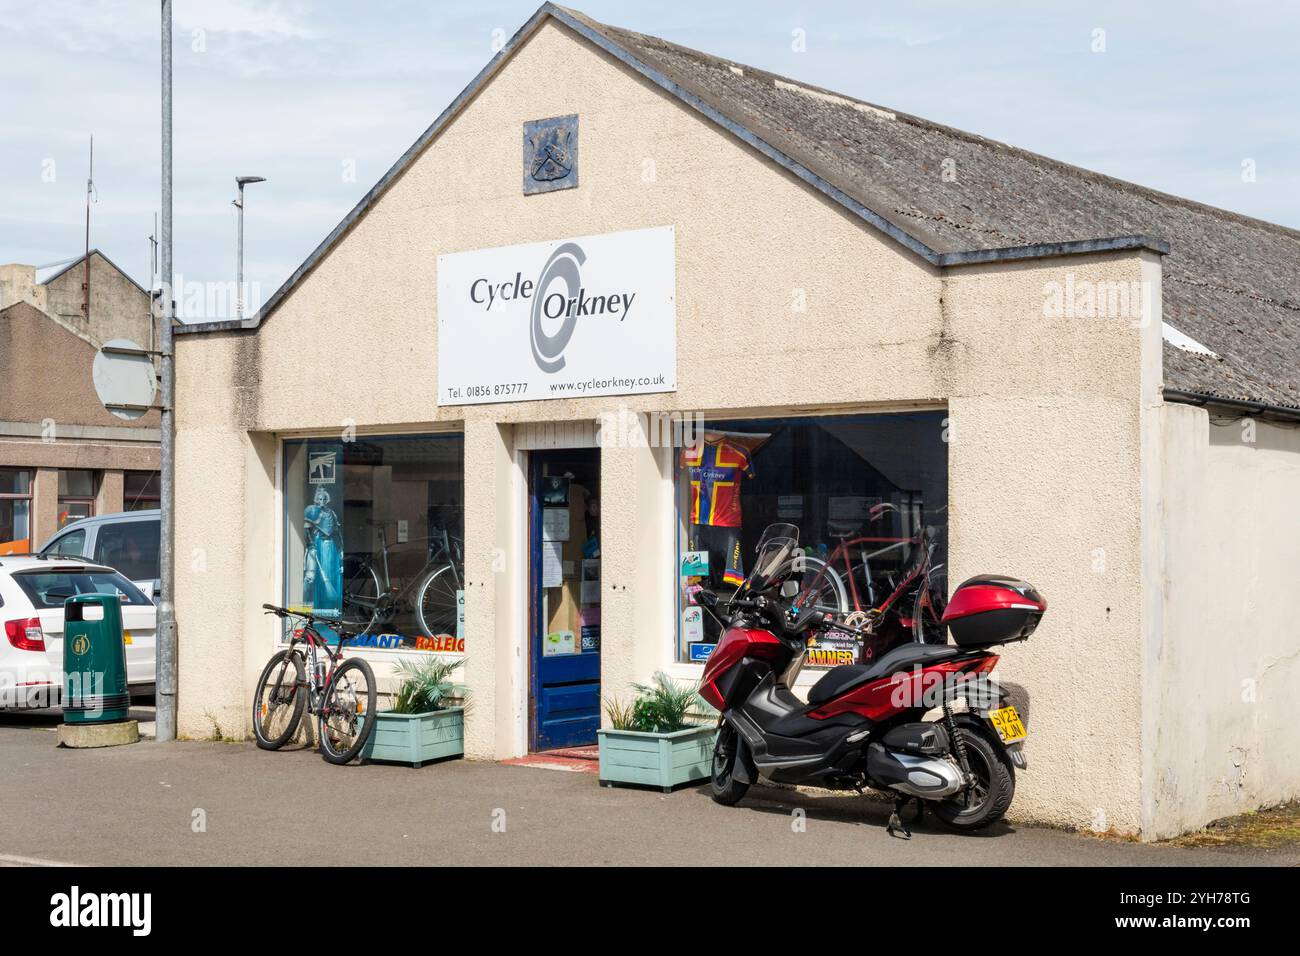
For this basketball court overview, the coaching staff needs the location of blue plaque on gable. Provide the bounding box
[523,115,578,195]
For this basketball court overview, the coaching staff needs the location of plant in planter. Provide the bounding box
[360,656,466,768]
[598,671,717,792]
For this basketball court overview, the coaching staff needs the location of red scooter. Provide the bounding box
[698,523,1044,835]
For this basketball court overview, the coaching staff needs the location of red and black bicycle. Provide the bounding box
[786,502,948,656]
[252,604,377,764]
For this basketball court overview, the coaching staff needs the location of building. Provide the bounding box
[0,250,160,551]
[171,4,1299,839]
[0,249,158,353]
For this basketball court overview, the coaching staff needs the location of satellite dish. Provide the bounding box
[93,338,157,421]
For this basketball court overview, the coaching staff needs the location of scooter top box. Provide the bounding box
[942,575,1046,647]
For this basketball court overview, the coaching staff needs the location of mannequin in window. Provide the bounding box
[304,487,343,615]
[683,433,754,589]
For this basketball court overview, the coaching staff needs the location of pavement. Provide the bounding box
[0,712,1296,867]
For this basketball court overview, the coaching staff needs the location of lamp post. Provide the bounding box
[156,0,176,743]
[234,175,266,321]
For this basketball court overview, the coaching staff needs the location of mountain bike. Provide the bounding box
[342,523,463,638]
[252,603,377,764]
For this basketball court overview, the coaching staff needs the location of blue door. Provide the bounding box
[530,449,601,750]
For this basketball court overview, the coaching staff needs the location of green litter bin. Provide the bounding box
[62,593,131,724]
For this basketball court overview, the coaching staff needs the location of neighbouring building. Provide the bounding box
[0,250,160,552]
[171,4,1299,839]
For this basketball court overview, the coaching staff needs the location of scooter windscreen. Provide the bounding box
[740,523,799,593]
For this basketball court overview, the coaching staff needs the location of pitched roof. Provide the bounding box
[36,248,150,298]
[563,7,1299,412]
[180,3,1299,415]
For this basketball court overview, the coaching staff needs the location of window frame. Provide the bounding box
[123,471,161,511]
[668,409,951,675]
[278,429,468,654]
[57,470,99,528]
[0,467,34,553]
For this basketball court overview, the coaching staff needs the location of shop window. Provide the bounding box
[124,471,161,511]
[58,470,98,528]
[0,468,32,554]
[282,434,465,652]
[674,412,949,667]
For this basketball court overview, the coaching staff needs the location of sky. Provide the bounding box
[2,0,1297,321]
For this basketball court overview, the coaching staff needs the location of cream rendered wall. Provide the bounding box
[173,19,1159,833]
[1149,404,1300,838]
[942,252,1160,834]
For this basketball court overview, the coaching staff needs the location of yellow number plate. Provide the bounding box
[989,705,1027,743]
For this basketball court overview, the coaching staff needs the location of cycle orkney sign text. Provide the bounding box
[436,225,676,405]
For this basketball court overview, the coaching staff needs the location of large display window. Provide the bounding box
[282,434,465,651]
[674,412,948,666]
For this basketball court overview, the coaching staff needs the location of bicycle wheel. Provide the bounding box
[252,649,306,750]
[779,555,849,614]
[318,658,377,765]
[415,564,462,637]
[913,564,948,644]
[342,560,383,633]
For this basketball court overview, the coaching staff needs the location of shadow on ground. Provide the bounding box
[674,779,1018,839]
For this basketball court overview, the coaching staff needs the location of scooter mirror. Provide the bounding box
[696,588,719,608]
[780,579,799,598]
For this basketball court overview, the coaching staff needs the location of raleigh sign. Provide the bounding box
[436,225,676,405]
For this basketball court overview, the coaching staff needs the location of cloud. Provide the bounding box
[1,0,1296,321]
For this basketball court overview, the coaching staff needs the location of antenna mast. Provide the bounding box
[83,134,94,325]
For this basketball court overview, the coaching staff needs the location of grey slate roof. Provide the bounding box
[184,3,1298,413]
[563,7,1299,411]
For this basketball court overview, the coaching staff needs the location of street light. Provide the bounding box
[233,175,267,321]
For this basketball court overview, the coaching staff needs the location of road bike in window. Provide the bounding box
[341,523,463,639]
[785,503,949,654]
[252,604,377,764]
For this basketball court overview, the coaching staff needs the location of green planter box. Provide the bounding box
[360,706,464,767]
[598,725,717,792]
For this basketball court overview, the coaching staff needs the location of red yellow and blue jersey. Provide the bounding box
[683,438,754,528]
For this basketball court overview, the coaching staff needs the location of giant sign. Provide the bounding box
[436,226,676,405]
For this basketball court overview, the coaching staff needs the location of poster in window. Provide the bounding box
[302,442,343,618]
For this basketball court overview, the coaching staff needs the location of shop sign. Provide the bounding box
[437,226,676,405]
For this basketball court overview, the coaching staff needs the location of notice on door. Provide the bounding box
[436,226,677,405]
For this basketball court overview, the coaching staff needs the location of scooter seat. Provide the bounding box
[806,644,963,704]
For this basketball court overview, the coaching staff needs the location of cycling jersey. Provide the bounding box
[683,437,754,528]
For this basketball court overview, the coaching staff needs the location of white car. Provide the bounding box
[0,555,156,710]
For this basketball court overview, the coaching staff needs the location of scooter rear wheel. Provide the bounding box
[710,724,750,806]
[932,727,1014,831]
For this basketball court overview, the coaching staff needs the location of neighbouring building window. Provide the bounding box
[58,470,98,528]
[282,434,466,651]
[0,468,32,554]
[124,471,161,511]
[674,412,949,667]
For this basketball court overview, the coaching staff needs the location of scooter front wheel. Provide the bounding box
[710,724,750,806]
[932,727,1014,831]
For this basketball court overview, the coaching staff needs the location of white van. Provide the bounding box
[38,510,161,601]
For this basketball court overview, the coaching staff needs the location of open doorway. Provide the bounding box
[528,448,601,751]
